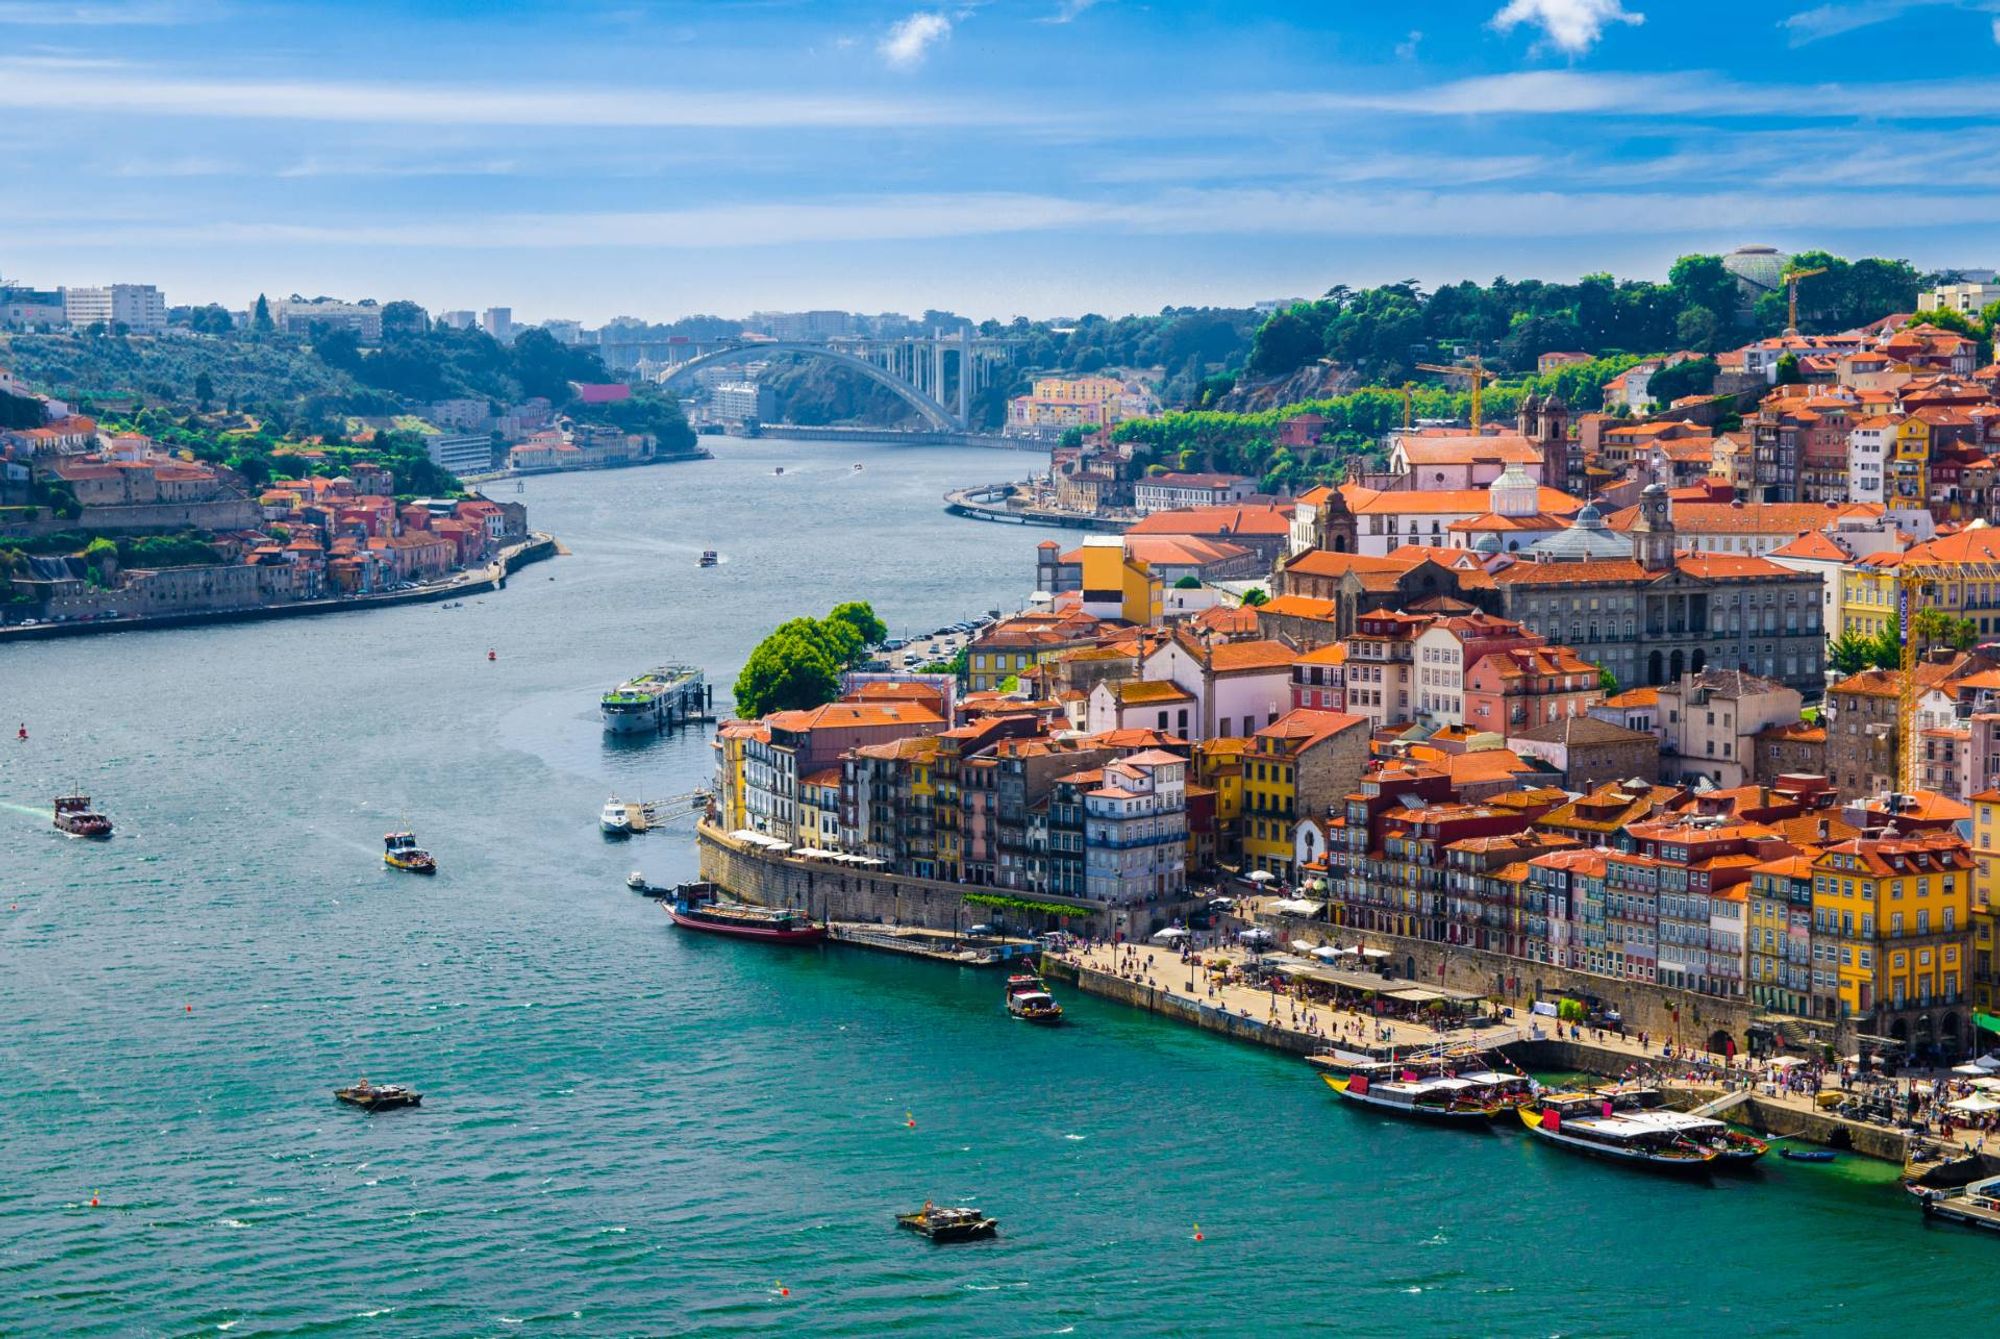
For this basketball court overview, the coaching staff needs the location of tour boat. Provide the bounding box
[626,872,674,897]
[383,831,436,874]
[334,1079,422,1112]
[1004,973,1064,1024]
[664,893,825,944]
[52,793,113,839]
[1517,1096,1719,1172]
[897,1204,997,1242]
[601,797,639,836]
[699,550,719,567]
[1320,1071,1505,1123]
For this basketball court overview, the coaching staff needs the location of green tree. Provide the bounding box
[1174,575,1201,589]
[1598,667,1619,695]
[732,627,841,719]
[252,294,274,334]
[1827,630,1877,676]
[1774,353,1805,386]
[193,371,215,410]
[1866,626,1903,671]
[827,600,887,650]
[1647,357,1718,404]
[1240,587,1269,607]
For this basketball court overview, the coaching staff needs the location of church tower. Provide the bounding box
[1630,482,1676,571]
[1315,481,1358,554]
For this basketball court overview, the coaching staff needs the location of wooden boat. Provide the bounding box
[897,1204,998,1242]
[53,793,113,839]
[334,1079,422,1112]
[1321,1070,1505,1122]
[1517,1097,1717,1173]
[1616,1110,1767,1166]
[665,894,825,944]
[1913,1173,2000,1233]
[383,831,436,874]
[1005,973,1063,1024]
[1780,1148,1837,1163]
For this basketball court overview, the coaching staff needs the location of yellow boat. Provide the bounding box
[383,831,436,874]
[1320,1071,1503,1123]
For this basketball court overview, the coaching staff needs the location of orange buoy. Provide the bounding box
[90,1193,99,1207]
[1193,1223,1203,1242]
[185,1003,192,1013]
[487,649,497,661]
[905,1111,915,1129]
[778,1283,789,1297]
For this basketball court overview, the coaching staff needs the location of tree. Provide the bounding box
[732,627,841,719]
[1240,587,1269,607]
[252,294,275,334]
[1828,630,1876,676]
[1774,354,1805,386]
[193,371,215,411]
[1598,667,1619,695]
[1647,357,1718,404]
[1913,607,1978,654]
[827,600,887,650]
[1174,575,1201,589]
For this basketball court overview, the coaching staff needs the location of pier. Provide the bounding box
[826,922,1038,966]
[943,483,1131,532]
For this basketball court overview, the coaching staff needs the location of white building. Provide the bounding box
[1082,750,1187,905]
[1847,417,1896,504]
[62,284,166,333]
[482,307,514,343]
[1922,282,2000,316]
[439,310,477,330]
[710,381,775,425]
[271,297,383,343]
[1138,634,1295,741]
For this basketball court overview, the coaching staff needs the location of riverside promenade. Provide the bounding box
[1052,939,1995,1165]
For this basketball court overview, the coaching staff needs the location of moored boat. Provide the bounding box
[334,1079,422,1112]
[601,797,641,836]
[383,831,436,874]
[1517,1095,1718,1173]
[897,1203,997,1242]
[665,892,825,943]
[1780,1147,1837,1163]
[601,665,704,735]
[1320,1071,1505,1123]
[52,793,113,839]
[1913,1173,2000,1232]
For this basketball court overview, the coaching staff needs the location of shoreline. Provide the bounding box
[0,533,558,643]
[942,482,1131,531]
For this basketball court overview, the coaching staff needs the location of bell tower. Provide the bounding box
[1316,482,1358,555]
[1631,482,1676,572]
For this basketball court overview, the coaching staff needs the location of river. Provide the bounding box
[0,437,1986,1336]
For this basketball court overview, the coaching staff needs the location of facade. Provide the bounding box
[1082,750,1188,907]
[271,297,383,342]
[61,284,166,332]
[1240,709,1370,878]
[1132,473,1256,514]
[1655,670,1804,789]
[1506,716,1659,791]
[1812,832,1974,1058]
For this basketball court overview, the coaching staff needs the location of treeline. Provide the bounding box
[1114,355,1644,493]
[731,602,889,719]
[1246,252,1931,385]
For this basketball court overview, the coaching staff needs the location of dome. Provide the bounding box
[1723,244,1790,296]
[1489,462,1540,519]
[1530,517,1634,563]
[1473,533,1502,556]
[1574,500,1605,527]
[1641,481,1668,497]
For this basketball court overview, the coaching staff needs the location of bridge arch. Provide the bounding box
[655,342,963,431]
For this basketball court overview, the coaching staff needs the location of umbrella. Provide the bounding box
[1767,1057,1804,1069]
[1953,1063,1989,1076]
[1949,1093,2000,1113]
[1311,945,1344,961]
[1971,1076,2000,1091]
[1150,927,1189,944]
[1290,939,1317,954]
[1237,928,1274,945]
[1246,870,1275,884]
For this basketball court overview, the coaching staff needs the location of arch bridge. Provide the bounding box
[655,331,1016,434]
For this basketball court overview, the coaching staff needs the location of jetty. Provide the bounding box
[828,922,1039,966]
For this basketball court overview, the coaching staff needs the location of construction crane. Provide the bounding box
[1893,560,2000,796]
[1416,356,1501,433]
[1356,382,1419,430]
[1782,265,1828,336]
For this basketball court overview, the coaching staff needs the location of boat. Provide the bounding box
[626,872,674,897]
[774,465,785,476]
[334,1079,422,1112]
[1913,1173,2000,1232]
[698,550,719,567]
[896,1203,998,1242]
[1005,973,1064,1024]
[1780,1148,1838,1163]
[665,892,825,944]
[1617,1110,1767,1166]
[601,665,704,735]
[383,831,436,874]
[601,797,641,836]
[1320,1071,1506,1123]
[1517,1095,1718,1172]
[52,793,113,839]
[853,463,864,472]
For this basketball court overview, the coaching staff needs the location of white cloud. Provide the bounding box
[0,0,210,23]
[1490,0,1643,54]
[0,58,1028,128]
[1781,1,1997,45]
[1395,30,1423,60]
[879,11,951,68]
[1041,0,1104,22]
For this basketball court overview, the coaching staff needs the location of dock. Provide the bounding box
[827,922,1039,966]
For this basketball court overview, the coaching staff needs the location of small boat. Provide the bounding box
[773,466,785,476]
[853,463,864,472]
[698,550,719,567]
[601,797,640,836]
[53,793,113,839]
[1781,1148,1838,1163]
[383,831,436,874]
[897,1203,997,1242]
[1321,1071,1504,1123]
[665,892,825,943]
[1517,1096,1718,1173]
[334,1079,422,1112]
[1005,973,1063,1024]
[626,872,673,897]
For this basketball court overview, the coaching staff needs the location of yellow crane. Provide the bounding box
[1892,560,2000,795]
[1415,356,1501,432]
[1356,382,1419,429]
[1782,265,1828,336]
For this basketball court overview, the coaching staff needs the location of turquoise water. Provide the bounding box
[0,439,1988,1336]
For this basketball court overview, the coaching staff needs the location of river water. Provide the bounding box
[0,437,1986,1337]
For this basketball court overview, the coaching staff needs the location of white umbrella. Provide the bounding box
[1150,926,1189,944]
[1971,1076,2000,1091]
[1237,927,1274,945]
[1246,870,1275,884]
[1311,945,1343,961]
[1949,1093,2000,1113]
[1290,939,1317,954]
[1953,1063,1990,1076]
[1767,1057,1804,1069]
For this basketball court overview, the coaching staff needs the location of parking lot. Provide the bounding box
[878,612,996,673]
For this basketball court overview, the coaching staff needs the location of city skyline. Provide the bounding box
[6,0,2000,322]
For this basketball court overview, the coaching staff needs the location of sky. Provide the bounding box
[5,0,2000,323]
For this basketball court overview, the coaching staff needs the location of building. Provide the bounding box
[1812,831,1974,1058]
[1082,750,1188,912]
[61,284,166,333]
[1749,855,1821,1020]
[742,701,945,843]
[1462,643,1602,735]
[1241,709,1370,878]
[1656,669,1804,789]
[1923,282,2000,316]
[709,381,776,426]
[1507,715,1659,791]
[482,308,514,343]
[426,433,496,476]
[966,612,1101,694]
[1132,473,1257,514]
[270,296,383,343]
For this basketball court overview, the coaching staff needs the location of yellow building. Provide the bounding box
[1241,729,1298,878]
[1811,831,1974,1053]
[1078,534,1162,626]
[1889,415,1930,507]
[711,719,767,830]
[1840,528,2000,640]
[797,767,842,850]
[1033,375,1125,404]
[965,611,1099,693]
[1973,791,2000,1020]
[1195,736,1251,867]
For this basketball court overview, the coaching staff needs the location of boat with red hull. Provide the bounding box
[664,895,826,944]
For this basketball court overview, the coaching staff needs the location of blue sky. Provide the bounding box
[5,0,2000,322]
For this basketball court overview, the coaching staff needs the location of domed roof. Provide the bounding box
[1473,533,1502,555]
[1574,500,1605,527]
[1723,245,1790,294]
[1641,481,1668,497]
[1530,514,1633,563]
